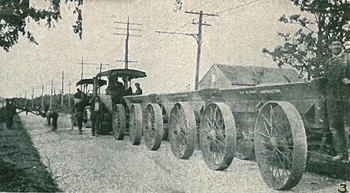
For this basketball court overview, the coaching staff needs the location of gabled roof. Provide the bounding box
[201,64,301,86]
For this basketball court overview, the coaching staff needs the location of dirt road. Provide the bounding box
[21,113,349,193]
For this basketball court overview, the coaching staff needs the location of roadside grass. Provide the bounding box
[0,116,61,192]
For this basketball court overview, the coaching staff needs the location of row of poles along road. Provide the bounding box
[6,8,220,110]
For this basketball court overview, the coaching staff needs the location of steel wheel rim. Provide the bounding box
[254,101,307,190]
[129,104,142,145]
[200,102,235,170]
[169,102,196,159]
[129,106,136,143]
[113,104,126,140]
[144,104,163,150]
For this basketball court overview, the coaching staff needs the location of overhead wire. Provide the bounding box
[130,1,215,59]
[111,2,205,62]
[215,0,263,15]
[108,1,264,66]
[131,21,192,58]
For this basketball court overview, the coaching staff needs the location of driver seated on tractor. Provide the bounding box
[74,88,86,100]
[125,86,133,96]
[106,78,125,104]
[324,40,350,161]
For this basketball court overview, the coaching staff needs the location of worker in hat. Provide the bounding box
[324,40,350,161]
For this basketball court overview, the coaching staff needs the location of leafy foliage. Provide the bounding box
[0,0,83,52]
[262,0,350,80]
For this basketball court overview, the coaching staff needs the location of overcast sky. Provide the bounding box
[0,0,304,98]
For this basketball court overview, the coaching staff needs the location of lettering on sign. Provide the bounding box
[239,90,257,94]
[259,89,282,94]
[239,89,282,95]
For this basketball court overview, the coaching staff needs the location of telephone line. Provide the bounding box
[132,21,192,58]
[215,0,262,15]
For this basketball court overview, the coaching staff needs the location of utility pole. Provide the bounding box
[114,17,141,69]
[31,87,34,109]
[41,85,44,111]
[81,57,84,80]
[98,63,110,74]
[61,71,65,107]
[156,10,217,90]
[24,90,27,107]
[50,78,53,109]
[68,81,71,107]
[77,57,93,89]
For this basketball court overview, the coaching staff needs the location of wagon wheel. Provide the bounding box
[161,105,169,140]
[254,101,307,190]
[129,104,142,145]
[236,137,255,160]
[169,102,196,159]
[144,103,163,150]
[113,104,126,140]
[200,102,236,170]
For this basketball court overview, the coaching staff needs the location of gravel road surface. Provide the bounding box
[20,113,349,193]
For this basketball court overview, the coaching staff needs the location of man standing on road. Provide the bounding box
[5,98,16,129]
[90,96,105,136]
[324,40,350,161]
[72,100,85,135]
[44,105,59,132]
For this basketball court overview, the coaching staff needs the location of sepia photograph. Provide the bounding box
[0,0,349,192]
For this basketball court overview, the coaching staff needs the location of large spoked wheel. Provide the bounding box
[144,103,163,150]
[254,101,307,190]
[129,104,142,145]
[113,104,126,140]
[169,102,196,159]
[199,102,236,170]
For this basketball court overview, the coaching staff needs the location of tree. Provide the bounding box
[262,0,350,80]
[0,0,83,52]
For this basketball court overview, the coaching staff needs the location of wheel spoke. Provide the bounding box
[262,115,271,137]
[276,148,292,164]
[204,115,213,128]
[269,105,275,134]
[171,113,178,125]
[258,149,269,154]
[257,131,270,138]
[275,150,288,184]
[178,133,187,144]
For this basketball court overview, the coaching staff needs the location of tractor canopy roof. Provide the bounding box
[76,78,107,87]
[97,68,147,80]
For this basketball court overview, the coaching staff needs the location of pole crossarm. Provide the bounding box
[155,30,197,37]
[116,60,138,64]
[192,21,211,26]
[113,33,142,37]
[185,11,218,17]
[114,21,142,26]
[114,27,141,31]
